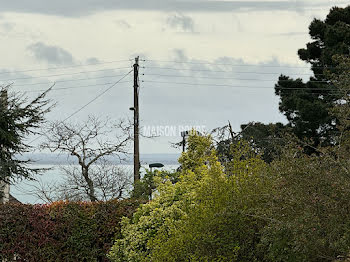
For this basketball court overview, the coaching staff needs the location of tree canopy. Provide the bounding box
[0,86,52,184]
[235,6,350,159]
[275,5,350,147]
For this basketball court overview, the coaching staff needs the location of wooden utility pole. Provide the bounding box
[0,88,10,204]
[133,57,140,182]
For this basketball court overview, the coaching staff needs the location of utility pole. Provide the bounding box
[0,88,10,204]
[133,57,140,182]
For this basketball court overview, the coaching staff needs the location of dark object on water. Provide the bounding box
[149,163,164,169]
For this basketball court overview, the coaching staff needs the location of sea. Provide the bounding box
[11,164,179,204]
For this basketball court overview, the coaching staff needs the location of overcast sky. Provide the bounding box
[1,0,349,154]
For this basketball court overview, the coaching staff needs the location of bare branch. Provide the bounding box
[40,116,133,201]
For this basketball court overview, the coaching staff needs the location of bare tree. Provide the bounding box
[58,161,131,201]
[20,179,58,203]
[23,161,131,203]
[41,116,132,202]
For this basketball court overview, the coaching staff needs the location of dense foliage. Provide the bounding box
[260,147,350,261]
[0,199,142,262]
[110,134,350,261]
[216,122,288,163]
[109,135,275,261]
[132,169,180,201]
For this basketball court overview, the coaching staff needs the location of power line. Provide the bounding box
[141,80,342,92]
[28,69,133,145]
[1,64,332,86]
[23,80,131,93]
[143,66,317,76]
[12,73,130,87]
[144,59,313,69]
[0,59,132,75]
[58,69,132,121]
[0,67,132,83]
[144,59,350,70]
[144,73,331,83]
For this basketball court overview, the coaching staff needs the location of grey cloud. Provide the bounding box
[86,57,100,64]
[0,0,345,17]
[27,42,74,65]
[166,13,194,32]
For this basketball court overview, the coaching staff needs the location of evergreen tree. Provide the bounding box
[0,86,52,184]
[275,5,350,147]
[236,6,350,158]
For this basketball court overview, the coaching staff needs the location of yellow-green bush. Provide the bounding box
[109,135,273,261]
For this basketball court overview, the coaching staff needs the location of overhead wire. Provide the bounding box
[141,80,345,93]
[57,69,132,122]
[143,73,331,83]
[12,73,131,87]
[141,61,347,94]
[0,66,132,83]
[143,59,350,70]
[5,57,346,115]
[2,60,337,93]
[24,80,132,93]
[0,59,133,75]
[28,69,133,145]
[143,66,318,76]
[143,59,314,69]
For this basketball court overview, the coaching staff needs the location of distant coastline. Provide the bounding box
[18,153,181,165]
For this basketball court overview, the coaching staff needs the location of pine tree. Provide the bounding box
[275,6,350,147]
[0,86,52,185]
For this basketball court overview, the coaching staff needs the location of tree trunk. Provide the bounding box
[82,166,97,202]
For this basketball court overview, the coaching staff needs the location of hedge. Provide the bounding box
[0,199,143,262]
